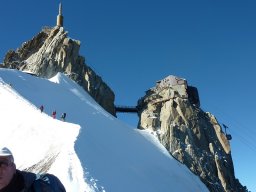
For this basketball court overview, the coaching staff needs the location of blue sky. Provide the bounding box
[0,0,255,191]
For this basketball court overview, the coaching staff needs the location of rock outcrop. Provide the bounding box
[137,75,247,192]
[1,26,115,115]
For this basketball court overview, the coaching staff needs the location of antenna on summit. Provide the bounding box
[56,2,64,27]
[59,2,62,15]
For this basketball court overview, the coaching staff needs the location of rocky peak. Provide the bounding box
[137,75,247,192]
[2,26,115,115]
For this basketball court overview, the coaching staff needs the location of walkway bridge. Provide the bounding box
[115,105,139,113]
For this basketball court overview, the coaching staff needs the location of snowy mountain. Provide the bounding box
[0,68,208,192]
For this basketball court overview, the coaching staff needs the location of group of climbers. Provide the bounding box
[39,105,67,121]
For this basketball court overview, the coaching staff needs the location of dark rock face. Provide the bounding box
[2,26,115,115]
[137,75,247,192]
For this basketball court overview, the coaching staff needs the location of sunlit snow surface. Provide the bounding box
[0,69,208,192]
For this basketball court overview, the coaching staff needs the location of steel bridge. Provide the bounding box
[115,105,138,113]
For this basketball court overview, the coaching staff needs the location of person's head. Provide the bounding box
[0,147,16,189]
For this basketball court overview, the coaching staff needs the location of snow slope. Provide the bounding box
[0,69,208,192]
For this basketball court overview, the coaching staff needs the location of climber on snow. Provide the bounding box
[52,110,57,119]
[61,112,66,121]
[39,105,44,113]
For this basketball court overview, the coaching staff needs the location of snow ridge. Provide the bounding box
[0,69,208,192]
